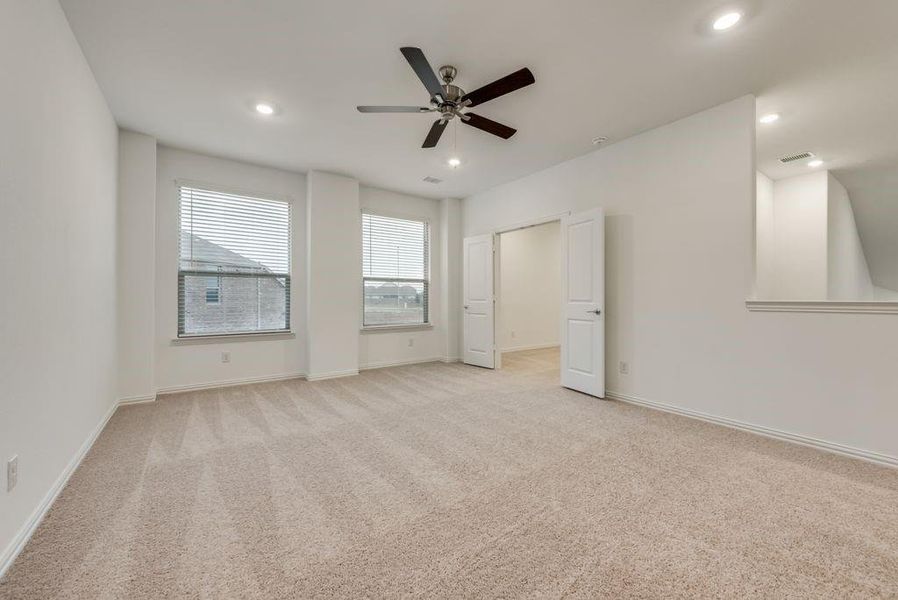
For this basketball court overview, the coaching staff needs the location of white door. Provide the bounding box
[463,233,495,368]
[561,209,605,397]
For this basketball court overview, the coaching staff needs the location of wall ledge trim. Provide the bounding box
[606,390,897,469]
[746,300,898,314]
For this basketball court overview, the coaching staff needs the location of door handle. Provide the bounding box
[586,309,601,315]
[464,305,470,310]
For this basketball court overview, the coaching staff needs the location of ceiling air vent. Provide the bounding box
[422,176,442,184]
[779,151,815,164]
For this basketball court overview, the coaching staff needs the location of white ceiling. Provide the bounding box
[59,0,898,200]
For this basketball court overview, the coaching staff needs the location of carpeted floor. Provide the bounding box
[2,348,897,598]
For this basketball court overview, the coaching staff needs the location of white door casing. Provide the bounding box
[560,209,605,397]
[463,233,495,368]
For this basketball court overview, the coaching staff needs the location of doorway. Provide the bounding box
[462,209,605,397]
[496,221,562,379]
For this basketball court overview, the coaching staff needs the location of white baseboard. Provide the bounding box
[117,393,157,405]
[606,390,898,469]
[360,356,445,370]
[156,372,306,395]
[306,369,358,382]
[441,356,461,363]
[500,343,560,353]
[0,398,119,579]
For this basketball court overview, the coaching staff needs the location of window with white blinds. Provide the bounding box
[178,185,290,337]
[362,212,430,327]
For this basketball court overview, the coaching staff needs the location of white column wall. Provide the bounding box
[306,171,361,379]
[117,130,157,401]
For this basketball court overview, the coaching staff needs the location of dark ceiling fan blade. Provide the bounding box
[400,47,444,102]
[422,119,448,148]
[461,68,535,107]
[462,113,517,139]
[357,106,432,113]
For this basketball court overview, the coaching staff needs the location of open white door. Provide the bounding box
[561,209,605,397]
[463,233,495,368]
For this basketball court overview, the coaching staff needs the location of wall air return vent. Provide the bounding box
[422,176,443,184]
[779,152,815,164]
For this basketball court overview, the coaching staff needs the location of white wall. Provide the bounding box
[117,131,156,400]
[754,171,776,298]
[155,147,307,391]
[498,222,561,351]
[306,171,360,379]
[771,171,829,299]
[440,198,463,362]
[827,172,875,300]
[358,187,452,369]
[463,95,898,461]
[0,0,119,569]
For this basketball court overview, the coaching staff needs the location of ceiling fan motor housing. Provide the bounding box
[357,48,534,147]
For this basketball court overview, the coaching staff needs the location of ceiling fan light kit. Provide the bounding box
[358,47,535,148]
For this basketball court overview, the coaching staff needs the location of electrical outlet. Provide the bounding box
[221,352,231,363]
[511,330,517,339]
[7,455,18,492]
[407,338,414,348]
[619,361,630,375]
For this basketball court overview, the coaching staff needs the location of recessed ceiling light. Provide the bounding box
[759,113,780,124]
[808,159,824,168]
[255,103,275,115]
[447,157,461,168]
[712,12,742,31]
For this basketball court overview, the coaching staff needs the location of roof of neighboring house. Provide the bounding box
[369,282,420,296]
[179,231,269,272]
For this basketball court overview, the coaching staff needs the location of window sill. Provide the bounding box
[361,324,434,333]
[171,331,295,345]
[745,300,898,314]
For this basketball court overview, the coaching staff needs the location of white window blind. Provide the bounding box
[178,185,290,336]
[362,212,429,327]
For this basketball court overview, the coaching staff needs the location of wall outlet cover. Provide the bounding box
[619,361,630,375]
[221,352,231,363]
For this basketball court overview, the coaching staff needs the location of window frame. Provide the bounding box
[360,209,432,331]
[176,180,292,339]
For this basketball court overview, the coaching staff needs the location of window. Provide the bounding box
[362,212,429,327]
[178,185,290,337]
[204,275,221,304]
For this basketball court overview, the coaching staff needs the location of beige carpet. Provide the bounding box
[2,348,897,598]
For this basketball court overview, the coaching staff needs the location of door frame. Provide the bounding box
[491,211,571,371]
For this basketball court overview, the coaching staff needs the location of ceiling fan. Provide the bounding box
[357,47,535,148]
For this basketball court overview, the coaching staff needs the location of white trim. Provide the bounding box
[500,343,561,353]
[0,399,119,579]
[360,207,432,226]
[360,356,446,370]
[174,178,293,205]
[157,372,306,395]
[117,394,157,405]
[493,211,568,234]
[360,324,433,334]
[306,369,359,382]
[606,390,898,469]
[441,356,461,363]
[746,300,898,314]
[171,331,295,345]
